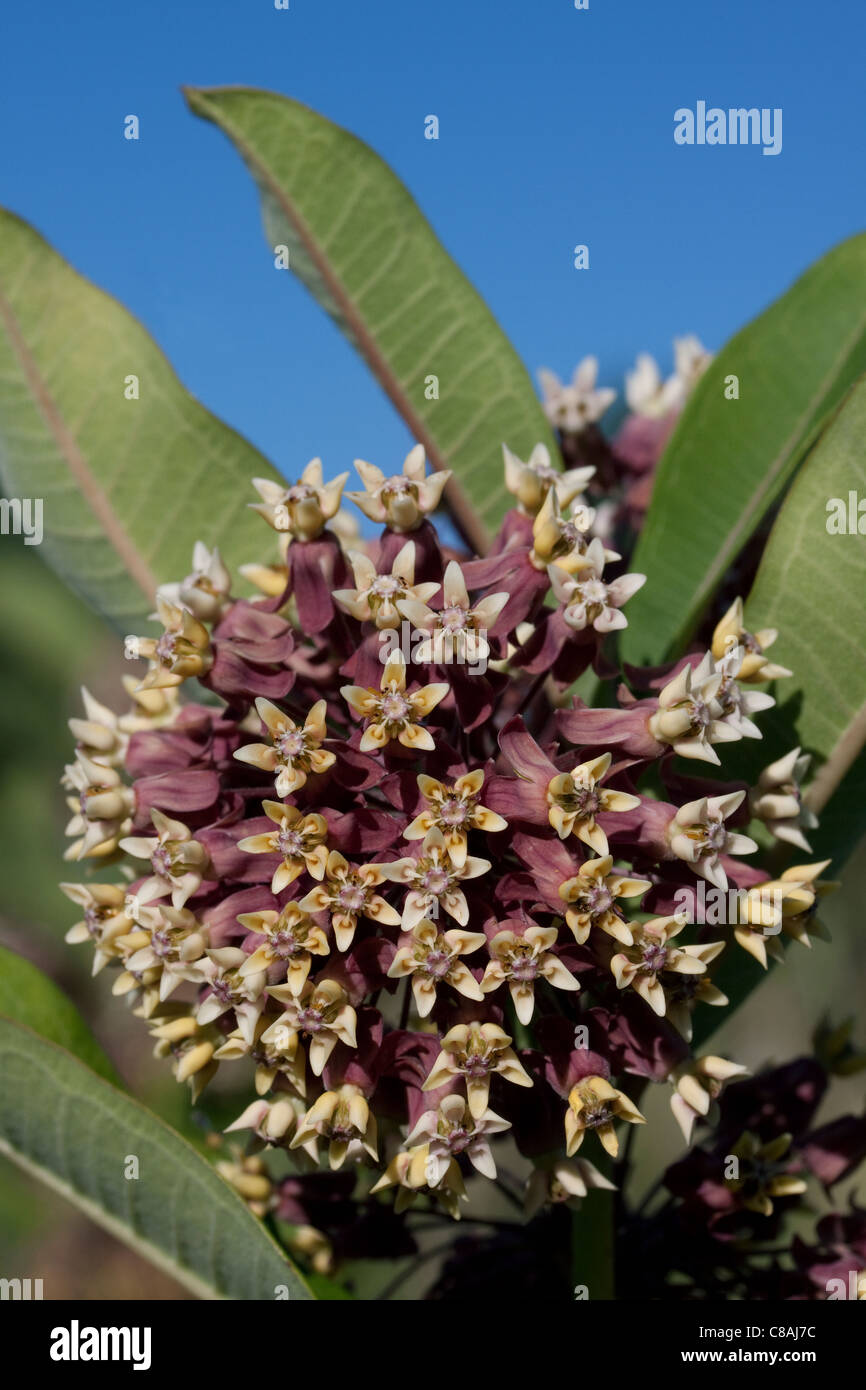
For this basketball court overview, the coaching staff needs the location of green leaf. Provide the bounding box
[0,1018,314,1300]
[0,944,120,1084]
[694,378,866,1044]
[184,86,555,551]
[0,208,283,631]
[622,233,866,665]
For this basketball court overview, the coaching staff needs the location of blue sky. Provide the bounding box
[1,0,864,483]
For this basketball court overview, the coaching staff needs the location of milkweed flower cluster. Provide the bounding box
[58,384,859,1294]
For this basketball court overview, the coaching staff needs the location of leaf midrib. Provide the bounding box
[0,267,158,603]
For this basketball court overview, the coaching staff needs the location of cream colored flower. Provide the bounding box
[404,770,506,867]
[670,1055,750,1143]
[332,540,439,629]
[712,645,776,737]
[250,460,349,541]
[668,791,757,891]
[481,924,579,1023]
[382,827,490,929]
[558,855,650,946]
[406,1095,511,1183]
[710,597,791,682]
[648,654,742,763]
[237,903,330,996]
[397,560,509,666]
[546,752,639,852]
[291,1084,378,1170]
[538,358,616,433]
[565,1075,646,1157]
[156,541,232,623]
[118,903,208,1002]
[234,698,335,796]
[387,918,485,1017]
[298,849,401,951]
[610,916,722,1017]
[60,881,131,972]
[370,1146,467,1220]
[624,351,684,419]
[503,442,595,516]
[341,653,448,753]
[120,808,211,909]
[181,947,267,1044]
[750,747,817,853]
[148,1012,220,1098]
[67,687,128,767]
[225,1097,301,1150]
[530,489,614,573]
[262,977,357,1077]
[131,595,213,691]
[524,1158,616,1219]
[423,1021,532,1118]
[214,1015,307,1098]
[238,801,329,892]
[548,541,645,633]
[63,755,134,859]
[346,444,451,532]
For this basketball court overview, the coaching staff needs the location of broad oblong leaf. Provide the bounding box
[0,208,283,631]
[622,233,866,665]
[0,1018,314,1300]
[184,85,556,550]
[0,944,120,1084]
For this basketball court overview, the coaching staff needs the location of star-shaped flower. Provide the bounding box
[711,596,791,683]
[298,849,400,951]
[668,791,757,891]
[648,654,742,763]
[538,357,616,433]
[237,903,330,996]
[237,802,329,891]
[120,808,211,909]
[565,1075,645,1157]
[750,747,817,853]
[610,915,723,1017]
[403,769,506,867]
[382,827,490,929]
[332,540,439,629]
[387,917,485,1016]
[405,1095,511,1183]
[290,1084,378,1170]
[546,752,639,852]
[131,596,213,691]
[261,977,357,1077]
[397,560,509,667]
[503,442,595,516]
[346,444,451,532]
[234,698,335,796]
[558,855,650,946]
[423,1021,532,1118]
[156,541,232,624]
[250,460,349,541]
[481,923,579,1023]
[341,653,448,753]
[548,541,646,633]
